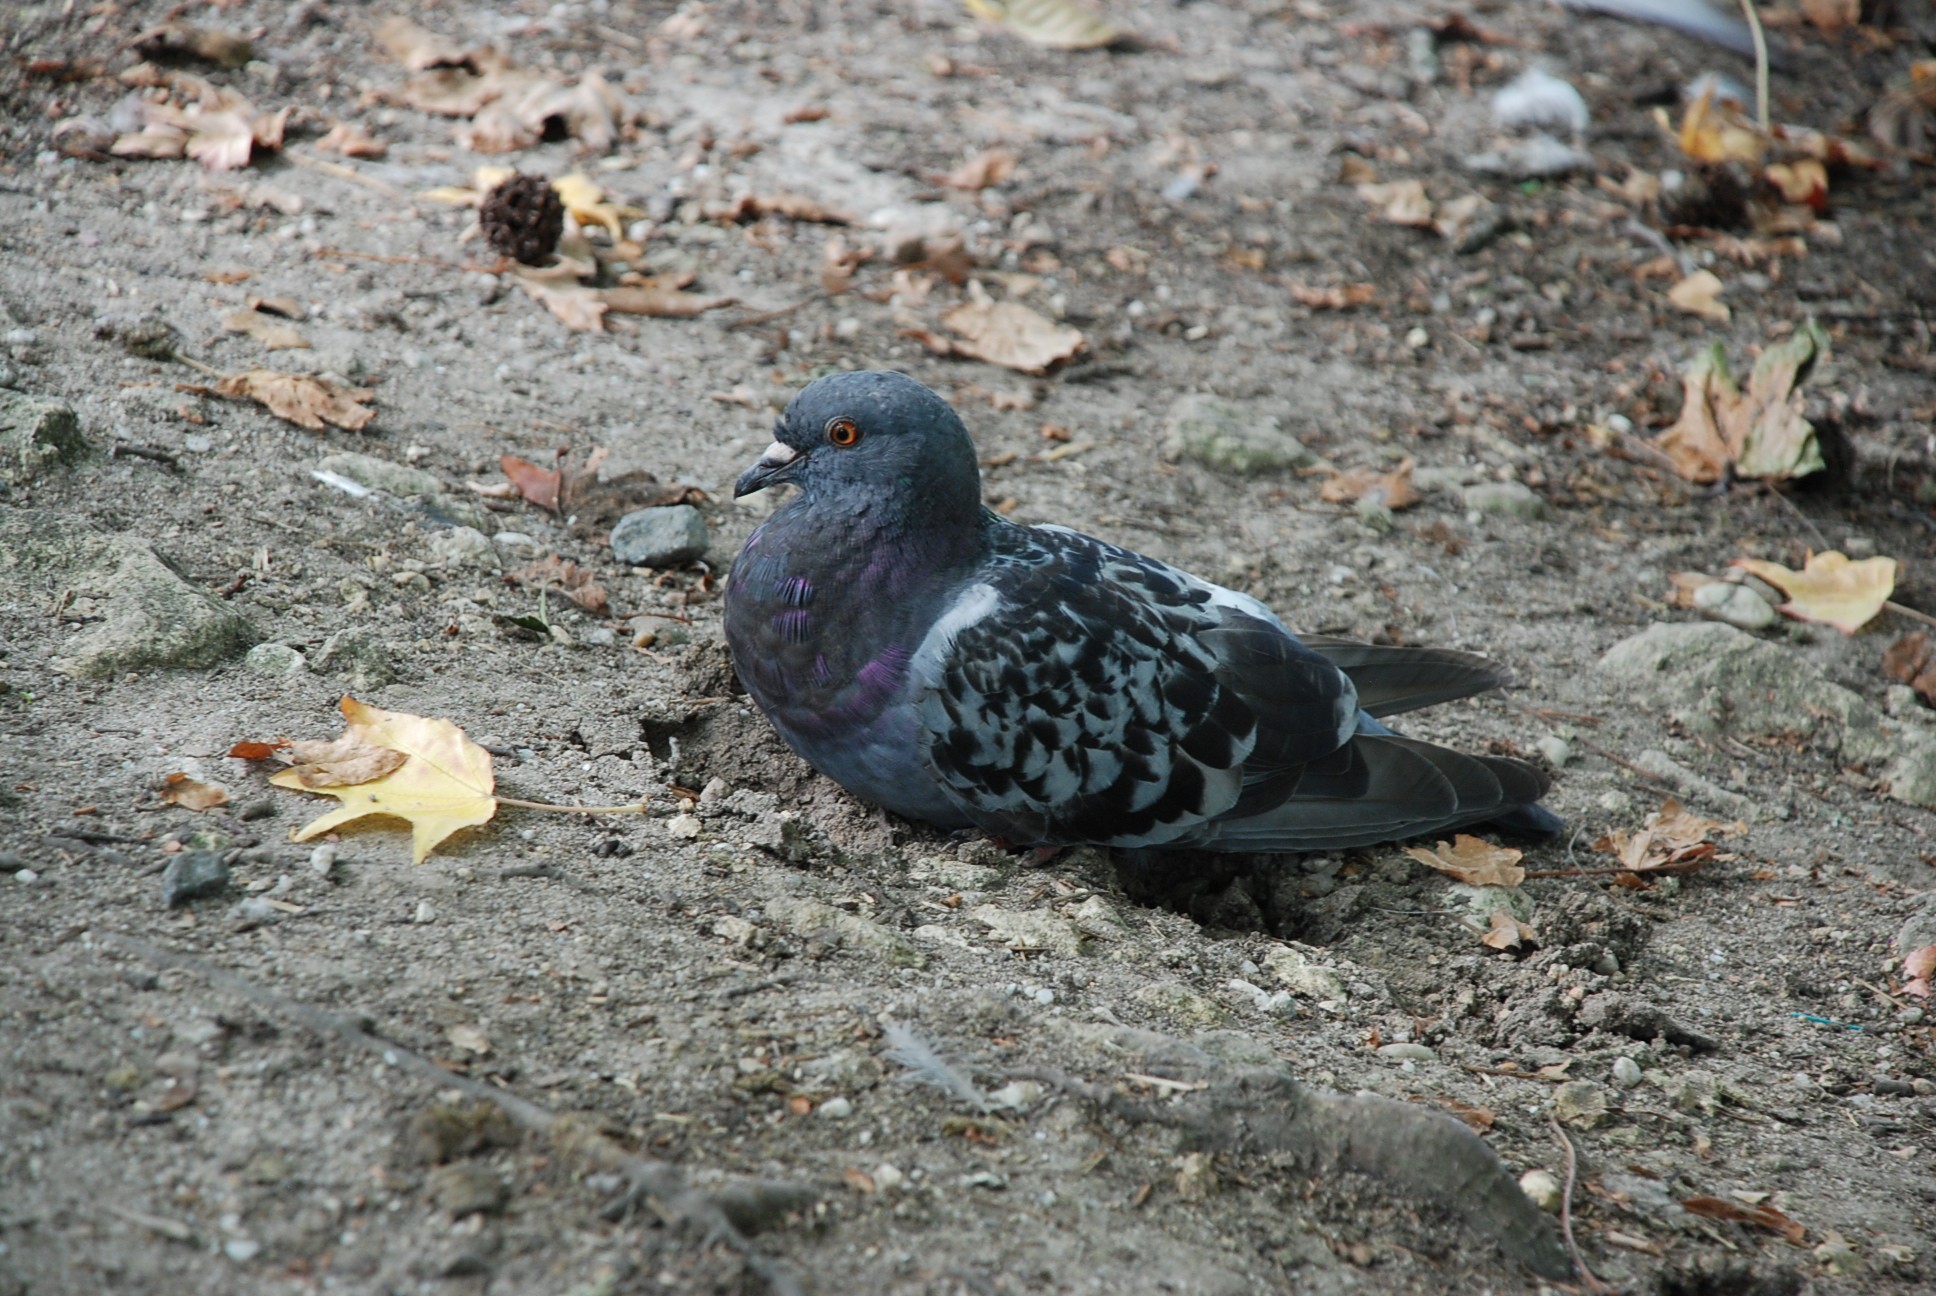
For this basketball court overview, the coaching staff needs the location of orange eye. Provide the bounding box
[826,417,862,447]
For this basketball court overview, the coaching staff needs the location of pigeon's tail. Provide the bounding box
[1193,734,1554,854]
[1297,637,1512,718]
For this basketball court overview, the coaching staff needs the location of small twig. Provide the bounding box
[726,295,821,331]
[494,796,651,815]
[1737,0,1771,132]
[108,443,180,470]
[282,149,409,200]
[1888,600,1936,630]
[1762,482,1830,549]
[1548,1114,1609,1293]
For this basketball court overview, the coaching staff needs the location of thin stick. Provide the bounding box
[1737,0,1770,132]
[283,149,409,200]
[495,796,650,814]
[1888,600,1936,629]
[98,933,808,1296]
[1548,1114,1610,1294]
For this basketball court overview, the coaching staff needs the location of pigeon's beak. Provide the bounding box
[733,440,804,498]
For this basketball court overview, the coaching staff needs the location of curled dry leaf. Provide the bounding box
[943,146,1019,190]
[277,732,409,788]
[375,15,479,73]
[1655,321,1830,484]
[1733,550,1897,634]
[1668,269,1730,322]
[269,697,497,864]
[211,370,375,431]
[1288,281,1377,310]
[1901,945,1936,999]
[1480,908,1537,952]
[1404,834,1526,888]
[603,273,734,318]
[1319,457,1421,511]
[1591,799,1734,886]
[821,233,867,295]
[930,284,1084,374]
[222,307,309,351]
[1679,1196,1806,1245]
[963,0,1128,49]
[316,121,388,159]
[158,772,229,812]
[1883,633,1936,706]
[551,171,641,239]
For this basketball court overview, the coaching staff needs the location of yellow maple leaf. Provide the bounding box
[1404,834,1527,888]
[963,0,1126,49]
[270,697,497,863]
[1733,551,1897,634]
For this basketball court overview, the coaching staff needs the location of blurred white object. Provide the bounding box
[1558,0,1757,56]
[1493,69,1590,136]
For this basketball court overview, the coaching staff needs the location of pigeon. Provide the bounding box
[723,371,1561,853]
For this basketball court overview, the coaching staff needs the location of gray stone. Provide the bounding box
[312,628,395,689]
[244,642,306,676]
[428,525,499,570]
[1600,621,1936,809]
[1611,1056,1644,1088]
[1161,394,1315,476]
[1,392,88,486]
[1461,480,1548,520]
[0,510,256,678]
[162,850,231,907]
[1553,1080,1609,1128]
[427,1163,509,1219]
[612,504,710,567]
[316,451,442,499]
[1691,580,1776,631]
[1897,892,1936,958]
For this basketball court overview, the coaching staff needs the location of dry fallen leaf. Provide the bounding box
[1591,799,1732,886]
[99,70,287,173]
[1480,908,1537,952]
[1319,457,1421,511]
[822,233,866,295]
[1680,1196,1806,1245]
[1733,551,1897,634]
[603,273,735,318]
[1765,158,1827,210]
[1405,834,1527,888]
[222,307,309,351]
[269,697,497,864]
[277,730,411,789]
[211,370,375,431]
[716,192,854,225]
[1668,269,1730,322]
[513,272,607,332]
[551,171,640,240]
[375,15,479,72]
[446,1023,493,1056]
[1902,945,1936,999]
[1288,281,1377,310]
[380,20,637,154]
[943,146,1018,190]
[932,284,1084,374]
[1883,633,1936,706]
[316,120,387,159]
[158,772,229,812]
[1670,85,1768,166]
[963,0,1127,49]
[511,556,609,614]
[1356,179,1435,228]
[1655,322,1830,484]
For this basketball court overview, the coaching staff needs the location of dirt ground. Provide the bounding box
[4,1,1936,1293]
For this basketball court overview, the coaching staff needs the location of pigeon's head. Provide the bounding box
[732,371,980,517]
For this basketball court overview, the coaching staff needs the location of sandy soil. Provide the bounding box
[3,1,1935,1293]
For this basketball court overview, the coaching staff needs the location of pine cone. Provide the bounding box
[479,173,564,265]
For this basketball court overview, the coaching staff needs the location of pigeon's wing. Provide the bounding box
[1296,634,1512,718]
[910,526,1359,848]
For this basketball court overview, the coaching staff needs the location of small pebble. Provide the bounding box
[1691,580,1775,631]
[1376,1042,1436,1063]
[14,868,38,884]
[413,900,437,924]
[612,505,709,567]
[161,850,231,907]
[1611,1057,1644,1088]
[308,843,338,880]
[222,1238,261,1263]
[1535,735,1570,768]
[666,814,703,840]
[1519,1169,1562,1214]
[818,1096,854,1119]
